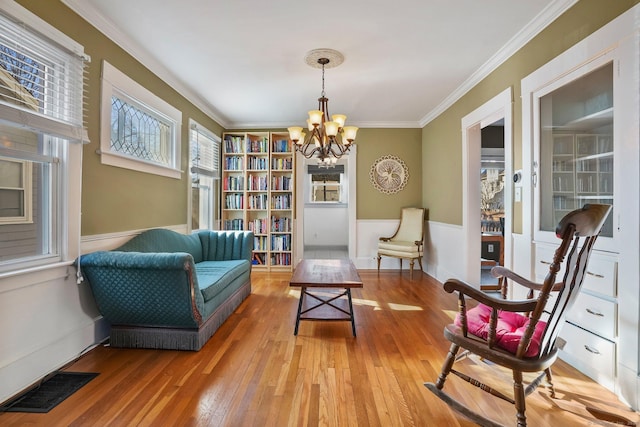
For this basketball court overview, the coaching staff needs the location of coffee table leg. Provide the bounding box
[294,286,305,335]
[347,289,356,337]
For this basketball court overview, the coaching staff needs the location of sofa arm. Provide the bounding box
[79,251,204,328]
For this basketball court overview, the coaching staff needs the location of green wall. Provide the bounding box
[422,0,639,231]
[18,0,224,235]
[355,128,422,219]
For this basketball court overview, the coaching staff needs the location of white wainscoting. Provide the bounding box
[354,219,400,269]
[422,221,464,283]
[354,219,466,284]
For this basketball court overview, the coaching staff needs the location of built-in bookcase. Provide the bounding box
[222,132,295,270]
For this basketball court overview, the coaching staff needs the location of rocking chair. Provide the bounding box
[425,203,612,427]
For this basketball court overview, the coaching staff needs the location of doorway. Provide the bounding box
[480,122,505,290]
[294,146,357,264]
[461,88,513,288]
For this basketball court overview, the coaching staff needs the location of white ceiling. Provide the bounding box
[63,0,575,129]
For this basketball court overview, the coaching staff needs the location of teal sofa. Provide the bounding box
[80,228,253,351]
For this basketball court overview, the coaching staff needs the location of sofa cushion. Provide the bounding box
[197,260,250,302]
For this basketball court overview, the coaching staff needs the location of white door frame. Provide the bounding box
[461,87,513,286]
[294,145,357,264]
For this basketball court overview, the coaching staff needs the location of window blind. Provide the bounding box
[190,122,220,178]
[0,7,89,142]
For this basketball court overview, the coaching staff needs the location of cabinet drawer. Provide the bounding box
[534,245,617,298]
[566,293,617,340]
[582,255,617,297]
[559,322,615,390]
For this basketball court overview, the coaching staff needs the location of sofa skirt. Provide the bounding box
[109,279,251,351]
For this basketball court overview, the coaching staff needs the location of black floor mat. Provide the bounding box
[0,371,99,413]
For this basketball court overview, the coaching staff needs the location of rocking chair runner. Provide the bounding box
[425,203,612,427]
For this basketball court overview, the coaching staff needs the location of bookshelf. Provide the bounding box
[222,131,295,270]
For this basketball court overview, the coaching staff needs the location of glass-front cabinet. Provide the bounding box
[522,6,639,409]
[537,63,615,244]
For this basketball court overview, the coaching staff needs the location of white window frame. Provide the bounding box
[306,165,347,205]
[0,157,33,224]
[189,120,220,231]
[100,60,182,179]
[0,0,87,274]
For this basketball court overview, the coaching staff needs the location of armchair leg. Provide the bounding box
[409,259,414,280]
[377,255,381,274]
[417,255,423,272]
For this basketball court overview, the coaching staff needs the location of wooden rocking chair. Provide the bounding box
[425,203,612,427]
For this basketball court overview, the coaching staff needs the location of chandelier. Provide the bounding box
[288,49,358,167]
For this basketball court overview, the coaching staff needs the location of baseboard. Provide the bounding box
[0,316,109,405]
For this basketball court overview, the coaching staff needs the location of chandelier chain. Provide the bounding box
[321,62,326,98]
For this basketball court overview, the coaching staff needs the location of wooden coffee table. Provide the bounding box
[289,259,363,336]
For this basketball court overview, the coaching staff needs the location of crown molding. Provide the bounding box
[228,120,422,130]
[418,0,579,128]
[61,0,230,128]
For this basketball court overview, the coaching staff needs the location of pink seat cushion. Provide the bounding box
[455,303,547,357]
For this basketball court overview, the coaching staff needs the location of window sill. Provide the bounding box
[100,151,182,179]
[305,202,348,208]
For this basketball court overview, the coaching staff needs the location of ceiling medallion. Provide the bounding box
[370,155,409,194]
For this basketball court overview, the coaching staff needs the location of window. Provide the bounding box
[308,164,346,203]
[0,156,32,224]
[0,4,88,271]
[189,120,220,230]
[100,60,182,179]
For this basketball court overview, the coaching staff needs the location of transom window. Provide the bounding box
[100,60,181,179]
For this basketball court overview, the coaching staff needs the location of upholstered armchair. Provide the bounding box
[377,207,426,279]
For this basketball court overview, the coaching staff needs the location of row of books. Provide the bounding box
[223,219,244,230]
[223,176,244,191]
[271,253,292,266]
[272,139,292,153]
[253,236,268,251]
[271,194,291,210]
[247,156,268,170]
[225,136,291,155]
[247,194,268,210]
[247,137,269,153]
[247,175,268,191]
[248,218,268,234]
[224,194,243,209]
[271,157,292,170]
[224,136,244,153]
[224,156,243,170]
[271,215,291,232]
[271,175,292,190]
[271,234,291,251]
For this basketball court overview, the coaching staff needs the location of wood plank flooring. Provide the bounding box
[1,270,637,426]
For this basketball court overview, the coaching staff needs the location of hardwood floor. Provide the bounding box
[1,270,637,426]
